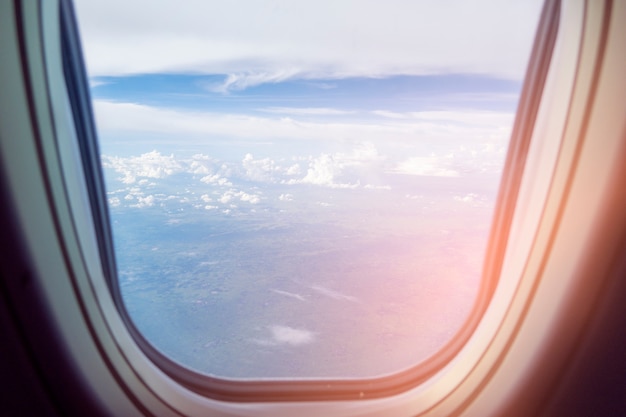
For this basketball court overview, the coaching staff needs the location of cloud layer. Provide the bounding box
[75,0,543,85]
[94,100,514,144]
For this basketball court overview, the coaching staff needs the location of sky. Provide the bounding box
[73,0,545,277]
[72,1,545,377]
[75,0,543,80]
[74,0,543,161]
[73,1,544,172]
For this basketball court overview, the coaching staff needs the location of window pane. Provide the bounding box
[76,0,543,378]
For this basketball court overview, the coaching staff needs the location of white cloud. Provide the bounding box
[278,194,293,202]
[130,195,155,208]
[218,193,233,204]
[285,164,301,176]
[454,193,489,207]
[241,153,278,182]
[89,78,109,88]
[270,325,313,345]
[205,69,301,93]
[239,192,260,204]
[334,142,384,167]
[94,101,514,145]
[303,81,337,90]
[300,154,340,186]
[292,154,357,189]
[408,111,515,127]
[218,190,261,205]
[364,184,391,190]
[200,174,231,186]
[75,0,543,84]
[288,143,383,188]
[455,193,479,203]
[254,325,315,346]
[371,110,407,119]
[371,110,515,131]
[393,156,459,177]
[258,107,356,116]
[102,150,182,184]
[102,151,238,189]
[188,153,217,175]
[271,289,306,302]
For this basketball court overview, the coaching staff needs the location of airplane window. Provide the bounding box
[73,0,543,381]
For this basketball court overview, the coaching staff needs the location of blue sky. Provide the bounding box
[91,73,519,180]
[91,74,522,114]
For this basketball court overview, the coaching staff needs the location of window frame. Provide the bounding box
[4,0,624,415]
[77,0,559,403]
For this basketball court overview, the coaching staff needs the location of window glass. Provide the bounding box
[75,0,543,378]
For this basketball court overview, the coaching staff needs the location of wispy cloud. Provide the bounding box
[310,285,358,302]
[258,107,356,116]
[302,81,337,90]
[371,110,515,127]
[94,100,514,145]
[271,289,307,302]
[89,78,109,88]
[205,69,301,94]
